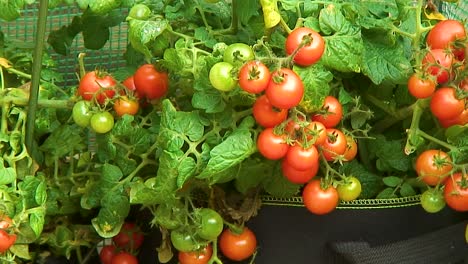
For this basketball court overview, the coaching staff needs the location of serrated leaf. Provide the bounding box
[399,182,416,197]
[89,0,121,14]
[10,244,30,260]
[263,166,301,198]
[129,17,169,59]
[0,167,16,185]
[194,27,217,49]
[235,159,274,194]
[92,190,129,238]
[238,0,259,25]
[382,176,403,187]
[0,0,23,21]
[295,64,333,113]
[29,211,45,237]
[376,187,397,199]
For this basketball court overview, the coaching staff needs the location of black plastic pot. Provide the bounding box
[138,197,468,264]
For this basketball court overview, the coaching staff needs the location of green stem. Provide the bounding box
[372,103,416,133]
[363,94,395,116]
[78,53,86,79]
[25,0,49,156]
[280,17,292,34]
[404,99,429,154]
[417,129,457,152]
[0,97,72,108]
[230,0,239,34]
[5,67,32,79]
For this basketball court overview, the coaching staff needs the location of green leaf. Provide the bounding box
[29,210,45,237]
[81,164,123,209]
[235,159,274,194]
[192,56,226,113]
[89,0,121,14]
[382,176,403,187]
[129,181,162,204]
[197,128,256,182]
[92,190,129,238]
[0,0,23,21]
[9,244,30,260]
[237,0,259,25]
[194,27,217,49]
[376,187,397,199]
[262,166,301,198]
[0,165,16,185]
[295,64,333,113]
[35,182,47,205]
[399,182,416,197]
[47,15,83,55]
[361,37,412,85]
[372,135,411,172]
[129,17,169,59]
[39,125,85,160]
[177,157,197,188]
[319,4,363,72]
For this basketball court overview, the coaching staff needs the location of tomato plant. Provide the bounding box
[426,19,466,59]
[320,128,347,161]
[197,208,224,241]
[209,62,237,92]
[430,87,465,120]
[100,245,117,264]
[114,96,140,117]
[420,189,446,213]
[312,96,343,128]
[337,176,362,201]
[112,222,144,250]
[422,49,454,84]
[281,158,319,184]
[407,74,436,99]
[284,144,319,171]
[111,252,139,264]
[171,230,199,252]
[90,111,115,134]
[223,43,254,65]
[72,100,93,127]
[252,95,288,128]
[256,128,289,160]
[0,230,16,253]
[219,227,257,261]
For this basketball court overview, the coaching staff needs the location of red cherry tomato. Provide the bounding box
[114,96,140,117]
[284,144,319,171]
[265,68,304,109]
[407,74,436,99]
[219,227,257,262]
[415,150,453,186]
[252,95,288,128]
[430,87,465,120]
[444,173,468,212]
[422,49,453,84]
[111,252,138,264]
[78,71,117,104]
[426,20,466,60]
[343,136,358,161]
[134,64,169,99]
[238,61,271,94]
[320,128,347,161]
[178,244,212,264]
[112,222,144,250]
[312,96,343,128]
[281,158,319,184]
[285,27,325,66]
[256,128,289,160]
[302,180,339,215]
[100,245,116,264]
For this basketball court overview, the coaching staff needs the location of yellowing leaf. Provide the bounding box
[0,58,12,68]
[260,0,280,29]
[424,9,446,21]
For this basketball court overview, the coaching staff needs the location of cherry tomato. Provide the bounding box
[99,245,116,264]
[72,100,93,128]
[134,64,169,99]
[122,75,143,99]
[420,189,446,213]
[285,27,325,66]
[219,227,257,261]
[197,208,223,241]
[256,128,289,160]
[343,136,358,161]
[78,71,117,104]
[128,4,151,20]
[281,158,319,184]
[320,128,347,161]
[438,109,468,128]
[178,244,213,264]
[422,49,453,84]
[415,149,453,186]
[312,96,343,128]
[112,222,144,250]
[111,252,138,264]
[443,173,468,212]
[407,74,436,99]
[302,180,339,215]
[114,96,140,117]
[209,62,237,92]
[305,121,327,146]
[238,61,271,94]
[0,230,16,253]
[284,144,319,171]
[265,68,304,109]
[426,20,466,60]
[90,111,115,134]
[430,87,464,120]
[337,176,362,201]
[252,95,288,128]
[0,215,13,229]
[223,43,254,65]
[171,230,198,252]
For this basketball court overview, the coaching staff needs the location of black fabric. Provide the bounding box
[137,205,467,264]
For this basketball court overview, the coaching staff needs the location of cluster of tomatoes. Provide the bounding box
[99,222,145,264]
[72,64,168,133]
[415,149,468,213]
[408,19,468,214]
[172,208,257,264]
[209,27,362,215]
[0,215,16,254]
[408,19,467,127]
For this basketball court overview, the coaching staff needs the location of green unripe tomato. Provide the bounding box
[72,100,93,127]
[209,62,237,91]
[421,189,446,213]
[337,176,362,202]
[171,230,199,252]
[197,208,224,241]
[223,43,254,65]
[90,111,114,134]
[128,4,151,20]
